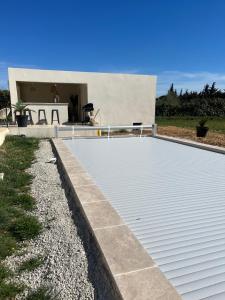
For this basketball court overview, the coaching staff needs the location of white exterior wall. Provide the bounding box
[8,68,156,125]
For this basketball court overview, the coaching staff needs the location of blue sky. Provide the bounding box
[1,0,225,95]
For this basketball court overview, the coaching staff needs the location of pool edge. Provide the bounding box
[155,135,225,155]
[51,137,181,300]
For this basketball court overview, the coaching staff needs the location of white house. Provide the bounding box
[8,68,156,126]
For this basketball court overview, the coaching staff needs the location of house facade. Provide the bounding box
[8,68,156,125]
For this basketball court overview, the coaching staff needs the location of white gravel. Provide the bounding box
[5,140,95,299]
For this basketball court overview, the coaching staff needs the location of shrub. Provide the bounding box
[10,215,42,241]
[198,118,208,127]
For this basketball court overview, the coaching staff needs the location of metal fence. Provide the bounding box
[55,124,157,138]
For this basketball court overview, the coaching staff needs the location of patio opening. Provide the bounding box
[16,82,88,124]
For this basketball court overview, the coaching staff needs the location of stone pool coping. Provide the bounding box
[52,138,181,300]
[156,134,225,155]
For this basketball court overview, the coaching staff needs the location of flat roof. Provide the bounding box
[63,137,225,300]
[8,67,156,78]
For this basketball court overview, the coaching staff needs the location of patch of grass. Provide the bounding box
[0,234,17,259]
[0,205,23,231]
[0,282,24,300]
[6,172,33,190]
[0,136,40,299]
[0,264,11,281]
[10,215,42,241]
[12,194,36,211]
[19,256,44,273]
[0,185,16,198]
[26,286,55,300]
[0,207,12,230]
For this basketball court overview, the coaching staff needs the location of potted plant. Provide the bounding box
[196,119,209,137]
[12,100,33,127]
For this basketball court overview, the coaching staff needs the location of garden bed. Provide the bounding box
[0,137,97,299]
[157,126,225,148]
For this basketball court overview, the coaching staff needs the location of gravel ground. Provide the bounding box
[5,140,95,299]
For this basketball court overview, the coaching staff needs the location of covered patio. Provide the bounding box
[16,82,88,125]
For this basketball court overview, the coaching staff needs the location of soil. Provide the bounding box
[158,126,225,148]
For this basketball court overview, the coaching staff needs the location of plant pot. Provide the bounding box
[16,115,28,127]
[196,126,208,137]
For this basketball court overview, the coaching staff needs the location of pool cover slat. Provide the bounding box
[64,137,225,299]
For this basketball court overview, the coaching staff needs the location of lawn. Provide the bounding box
[0,136,43,299]
[156,116,225,133]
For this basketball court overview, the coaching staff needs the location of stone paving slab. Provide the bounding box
[82,201,124,229]
[94,225,154,275]
[115,267,181,300]
[75,185,106,204]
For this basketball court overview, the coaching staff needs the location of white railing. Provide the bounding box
[55,124,157,138]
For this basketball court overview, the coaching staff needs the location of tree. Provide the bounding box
[156,82,225,117]
[0,89,11,109]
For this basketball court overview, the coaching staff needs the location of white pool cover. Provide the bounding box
[63,137,225,300]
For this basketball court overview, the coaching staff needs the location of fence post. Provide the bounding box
[152,124,157,137]
[140,125,143,138]
[108,126,111,139]
[54,125,58,138]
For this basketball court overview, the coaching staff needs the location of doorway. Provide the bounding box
[68,84,88,123]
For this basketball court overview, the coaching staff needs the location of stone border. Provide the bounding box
[51,138,181,300]
[0,128,9,146]
[155,134,225,155]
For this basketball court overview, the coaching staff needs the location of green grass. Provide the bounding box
[19,256,44,273]
[14,194,36,211]
[10,215,42,241]
[0,136,40,248]
[0,234,17,259]
[0,136,40,298]
[0,282,24,300]
[0,264,11,281]
[0,264,23,300]
[156,116,225,133]
[26,286,56,300]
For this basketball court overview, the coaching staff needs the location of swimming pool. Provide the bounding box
[63,137,225,300]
